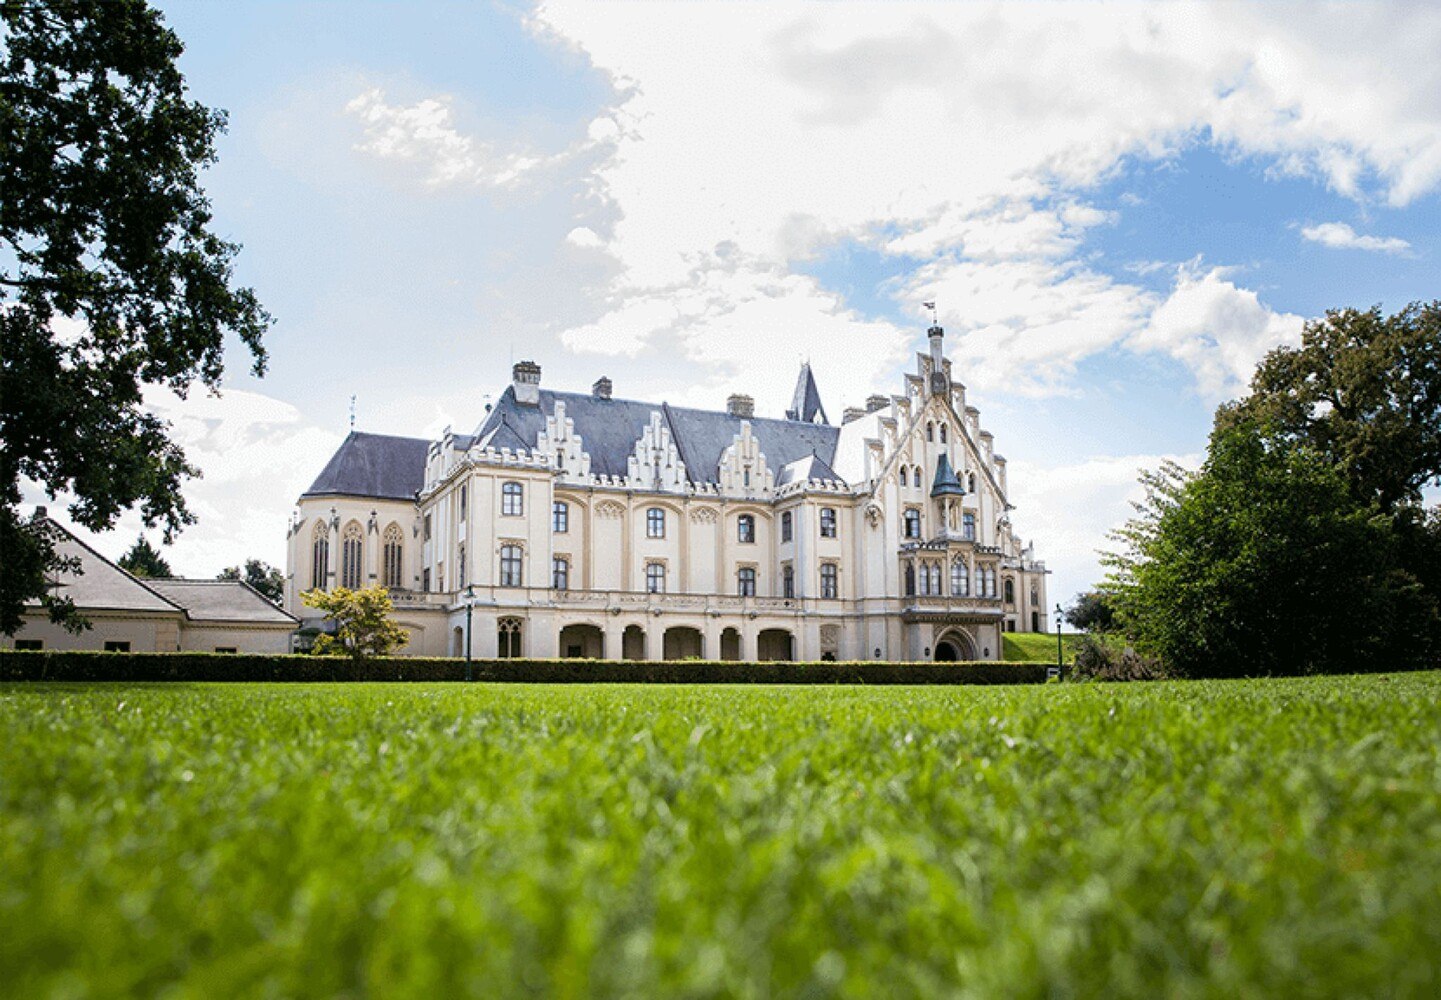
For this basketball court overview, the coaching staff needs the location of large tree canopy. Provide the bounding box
[0,1,270,634]
[117,535,171,579]
[1221,302,1441,512]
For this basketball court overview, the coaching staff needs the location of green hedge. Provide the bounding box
[0,650,1052,685]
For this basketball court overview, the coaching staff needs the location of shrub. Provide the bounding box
[1069,635,1169,682]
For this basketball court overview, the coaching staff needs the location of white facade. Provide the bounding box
[286,325,1049,661]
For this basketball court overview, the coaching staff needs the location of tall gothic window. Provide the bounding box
[929,563,942,596]
[1004,578,1015,604]
[782,564,795,599]
[963,512,976,541]
[501,481,523,516]
[341,522,363,589]
[927,422,934,442]
[382,524,403,588]
[737,567,756,597]
[552,557,569,591]
[820,563,838,599]
[820,508,837,538]
[900,467,908,487]
[781,511,793,543]
[737,514,755,543]
[646,562,666,594]
[499,544,523,587]
[457,543,466,588]
[552,501,568,534]
[952,558,968,596]
[940,424,947,444]
[647,507,666,538]
[311,523,329,590]
[498,617,523,658]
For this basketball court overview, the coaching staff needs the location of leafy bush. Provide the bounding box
[0,650,1051,685]
[1069,634,1169,682]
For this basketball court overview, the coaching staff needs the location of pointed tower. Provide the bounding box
[785,362,829,424]
[931,452,966,537]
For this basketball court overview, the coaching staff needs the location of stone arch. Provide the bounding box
[934,628,977,662]
[719,627,741,661]
[663,626,704,659]
[622,624,646,660]
[757,628,794,662]
[559,623,604,659]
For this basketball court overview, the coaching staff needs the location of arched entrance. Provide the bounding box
[934,629,976,662]
[757,628,794,662]
[663,626,703,660]
[622,624,646,660]
[559,623,604,659]
[720,627,741,661]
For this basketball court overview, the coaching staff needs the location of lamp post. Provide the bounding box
[464,584,475,682]
[1054,603,1064,672]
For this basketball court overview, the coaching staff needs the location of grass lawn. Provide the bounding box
[2,675,1439,997]
[1001,630,1081,662]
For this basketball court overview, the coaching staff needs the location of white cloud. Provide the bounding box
[1300,221,1412,254]
[1130,265,1305,398]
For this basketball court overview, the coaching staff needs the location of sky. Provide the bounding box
[29,0,1441,607]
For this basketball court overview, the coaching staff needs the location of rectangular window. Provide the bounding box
[501,481,524,516]
[820,507,836,538]
[423,514,432,540]
[781,511,793,543]
[782,565,794,599]
[646,563,666,594]
[820,564,838,600]
[103,641,131,652]
[499,545,523,587]
[904,509,921,539]
[14,639,42,651]
[737,567,756,597]
[737,515,755,544]
[552,501,569,533]
[552,557,569,591]
[459,484,467,516]
[963,513,976,541]
[647,507,666,538]
[422,567,431,592]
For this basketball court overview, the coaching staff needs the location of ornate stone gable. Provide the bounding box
[717,421,774,497]
[626,411,688,492]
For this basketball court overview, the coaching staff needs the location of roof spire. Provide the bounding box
[349,395,356,431]
[785,361,829,424]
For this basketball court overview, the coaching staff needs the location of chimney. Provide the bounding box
[592,376,612,400]
[33,506,47,521]
[865,394,889,413]
[726,393,754,418]
[512,360,541,405]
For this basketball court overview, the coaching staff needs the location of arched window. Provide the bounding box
[820,563,838,599]
[311,522,330,590]
[820,507,837,538]
[498,617,523,658]
[926,422,934,442]
[737,567,756,596]
[501,481,523,516]
[940,424,948,444]
[499,544,523,587]
[951,558,968,596]
[646,562,666,594]
[737,514,755,543]
[382,524,403,588]
[1004,578,1015,604]
[903,508,921,539]
[975,565,985,597]
[904,563,916,597]
[915,464,924,487]
[962,512,976,541]
[1031,584,1039,606]
[781,511,792,543]
[899,467,908,487]
[552,557,569,591]
[918,562,931,596]
[647,507,666,538]
[340,522,363,589]
[929,563,943,596]
[782,564,795,598]
[552,501,568,534]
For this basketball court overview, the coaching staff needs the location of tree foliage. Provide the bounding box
[1220,302,1441,512]
[0,1,271,635]
[1064,590,1116,633]
[1104,420,1435,678]
[218,559,283,603]
[301,586,409,661]
[117,535,171,579]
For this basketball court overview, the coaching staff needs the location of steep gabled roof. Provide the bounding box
[785,363,829,425]
[28,521,183,614]
[303,432,429,500]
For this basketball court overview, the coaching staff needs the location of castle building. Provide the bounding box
[285,324,1049,661]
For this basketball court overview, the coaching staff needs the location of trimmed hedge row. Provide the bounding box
[0,650,1053,685]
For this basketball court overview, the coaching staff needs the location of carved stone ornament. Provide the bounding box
[689,507,719,524]
[596,500,626,519]
[865,502,883,527]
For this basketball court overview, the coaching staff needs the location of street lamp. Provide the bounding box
[464,584,475,681]
[1054,603,1064,671]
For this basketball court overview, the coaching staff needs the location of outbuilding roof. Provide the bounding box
[146,580,297,625]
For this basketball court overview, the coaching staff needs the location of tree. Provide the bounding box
[0,1,271,635]
[1104,420,1435,678]
[1221,302,1441,512]
[117,535,171,579]
[301,586,409,661]
[1064,590,1116,633]
[219,559,284,603]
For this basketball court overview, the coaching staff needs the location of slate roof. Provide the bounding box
[147,580,297,625]
[785,363,829,425]
[777,452,844,487]
[30,524,182,614]
[303,432,429,500]
[930,453,966,498]
[475,386,844,485]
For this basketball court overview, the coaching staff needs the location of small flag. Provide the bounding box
[923,301,935,310]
